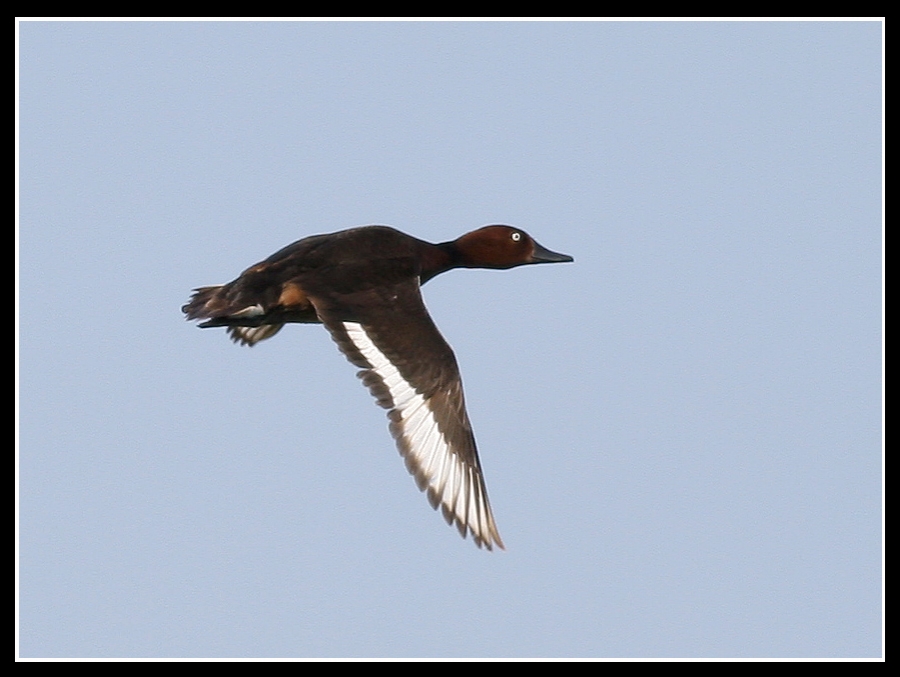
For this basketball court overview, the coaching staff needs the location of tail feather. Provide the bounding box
[183,284,280,347]
[183,281,320,346]
[182,285,228,321]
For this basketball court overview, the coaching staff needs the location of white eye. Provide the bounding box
[511,232,521,242]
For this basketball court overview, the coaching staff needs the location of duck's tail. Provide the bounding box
[182,285,284,347]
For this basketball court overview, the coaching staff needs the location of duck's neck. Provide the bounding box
[419,241,462,284]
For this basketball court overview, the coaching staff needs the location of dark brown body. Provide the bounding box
[183,224,572,549]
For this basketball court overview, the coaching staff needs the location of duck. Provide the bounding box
[183,225,573,550]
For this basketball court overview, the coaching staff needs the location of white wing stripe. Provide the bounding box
[342,321,497,547]
[419,421,444,479]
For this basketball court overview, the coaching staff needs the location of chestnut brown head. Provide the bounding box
[453,225,573,270]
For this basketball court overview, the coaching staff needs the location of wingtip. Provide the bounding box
[472,526,505,552]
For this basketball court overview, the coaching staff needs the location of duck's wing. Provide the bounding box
[309,278,504,551]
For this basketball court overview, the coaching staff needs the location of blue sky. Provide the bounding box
[17,20,882,658]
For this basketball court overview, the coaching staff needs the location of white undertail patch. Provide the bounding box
[228,323,284,346]
[231,304,265,318]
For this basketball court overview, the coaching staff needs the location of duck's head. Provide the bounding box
[453,225,574,270]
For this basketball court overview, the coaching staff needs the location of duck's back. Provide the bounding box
[259,226,425,288]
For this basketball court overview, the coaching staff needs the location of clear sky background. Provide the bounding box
[17,20,882,658]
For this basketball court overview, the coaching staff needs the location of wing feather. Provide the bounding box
[309,281,504,550]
